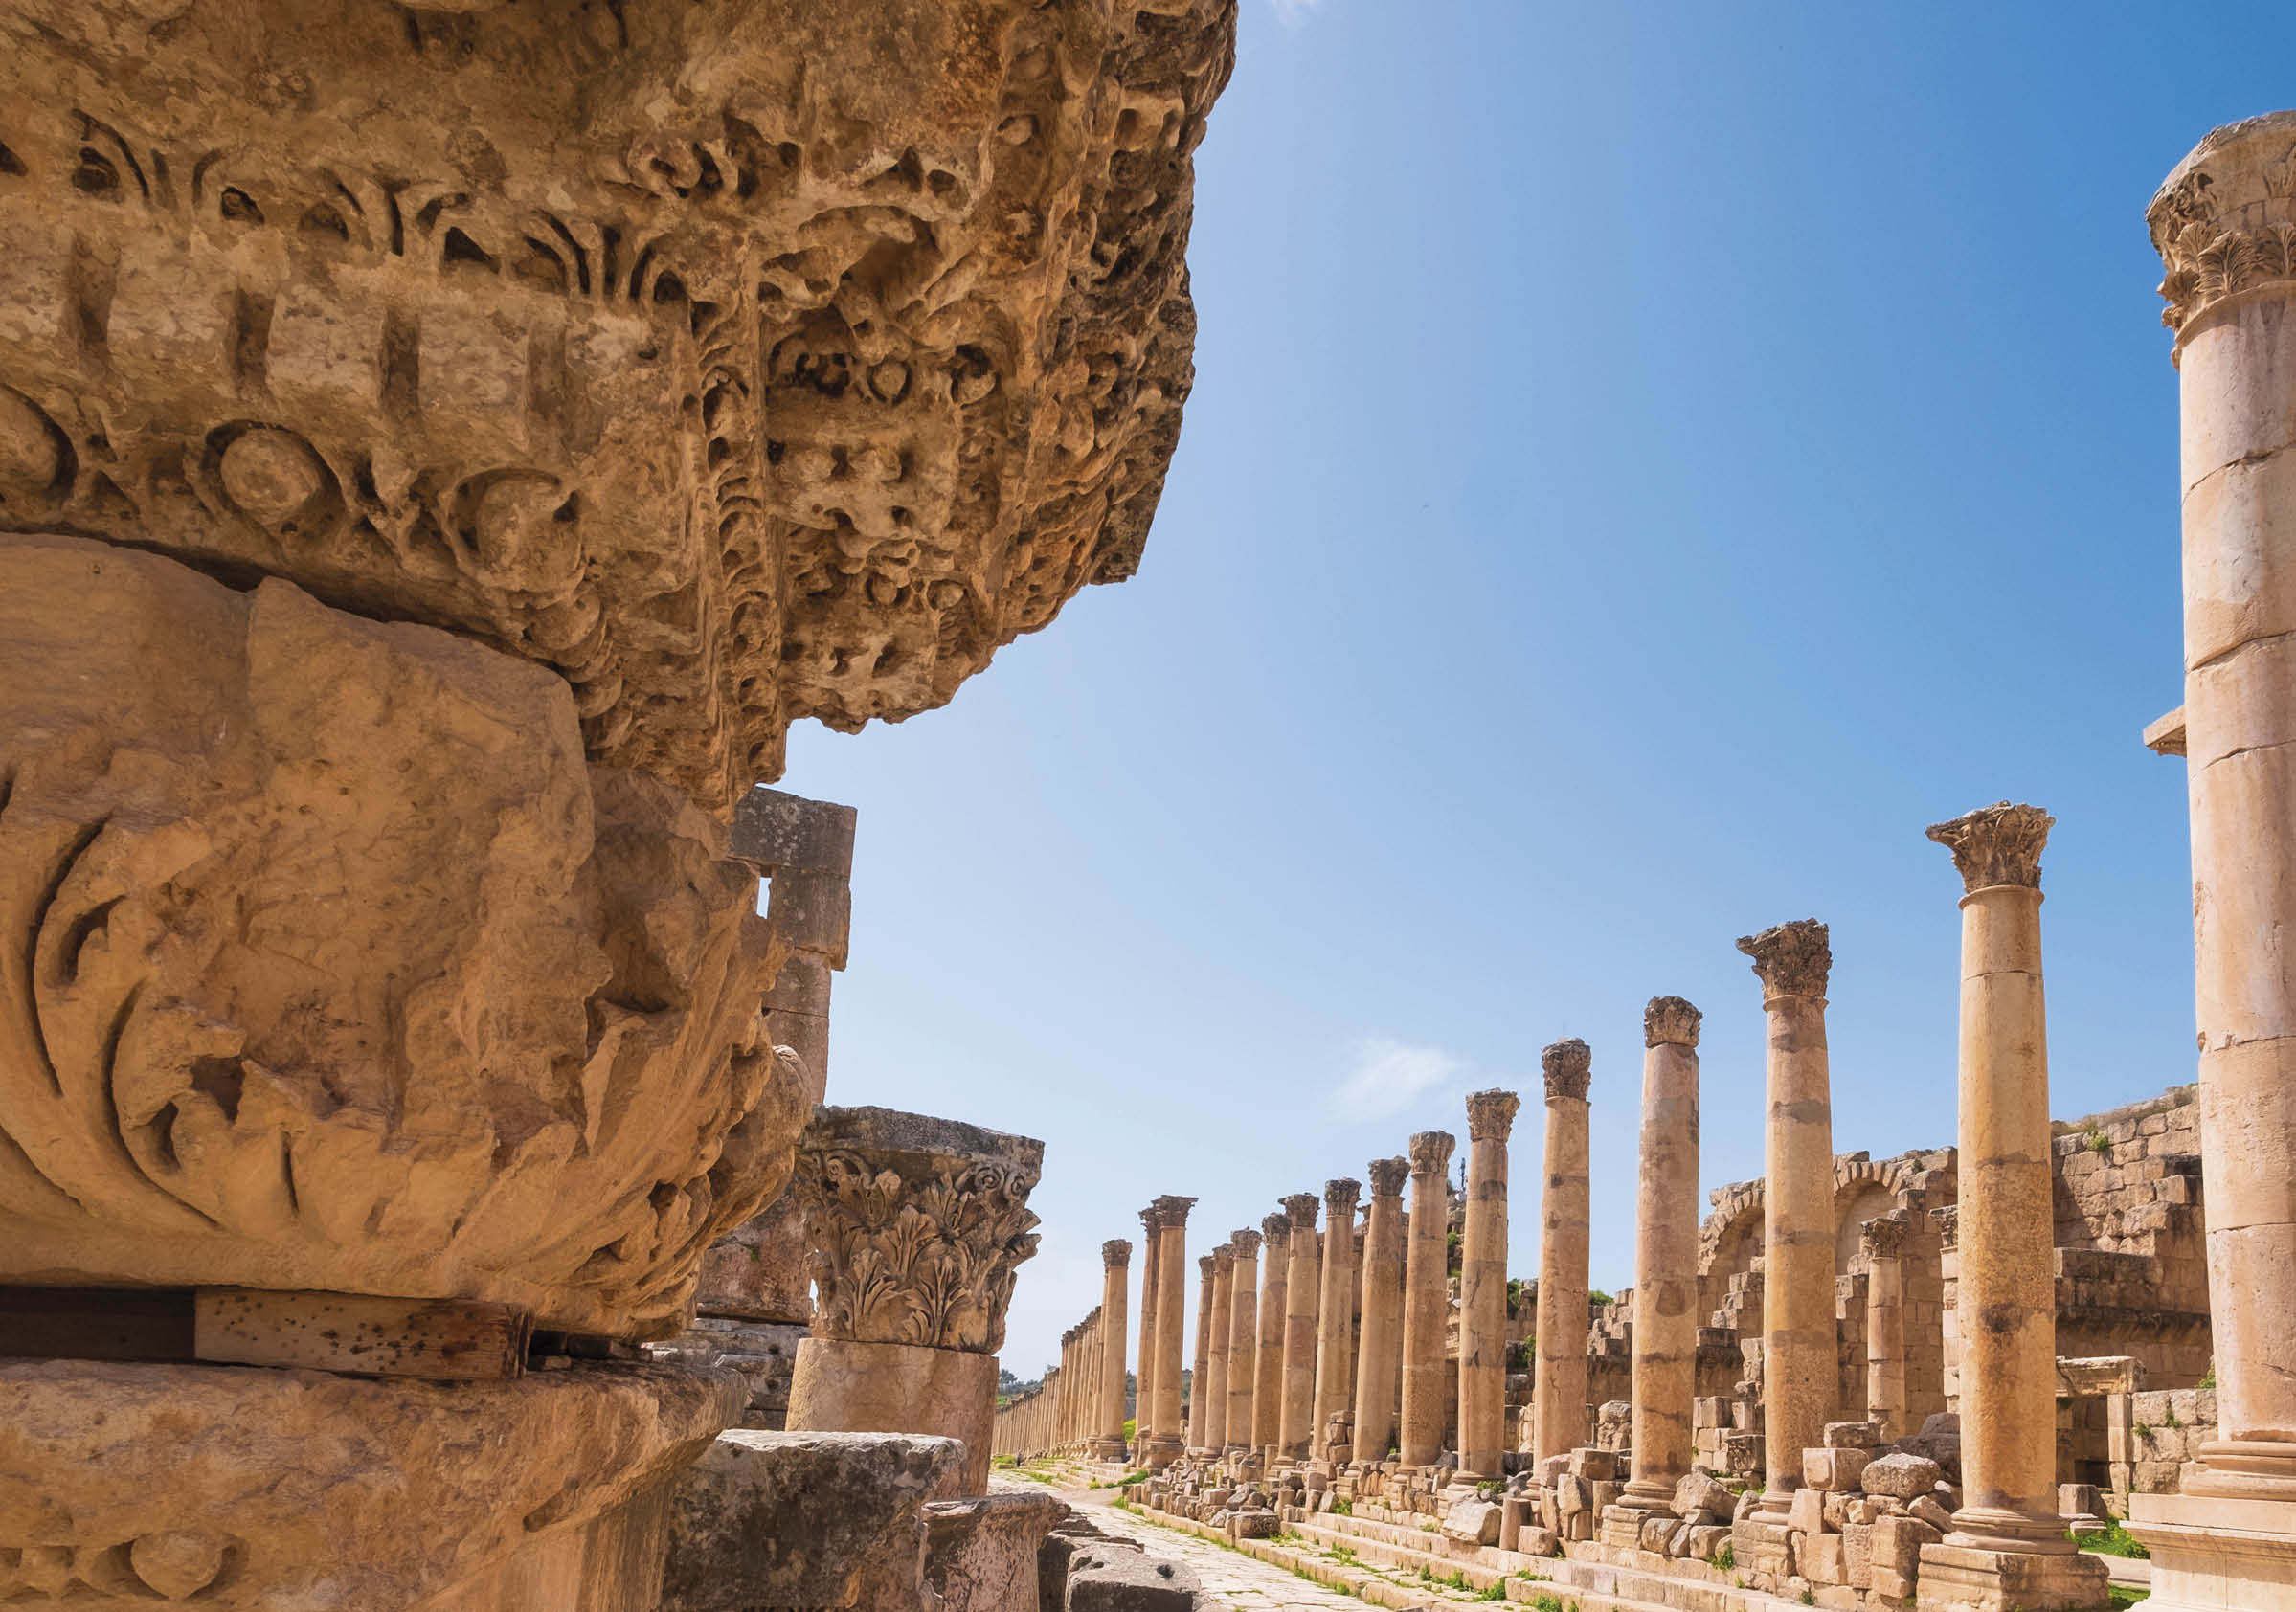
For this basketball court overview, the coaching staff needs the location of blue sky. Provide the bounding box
[780,2,2288,1377]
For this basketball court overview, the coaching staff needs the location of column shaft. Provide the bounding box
[1531,1047,1589,1466]
[1191,1253,1219,1453]
[1149,1199,1193,1467]
[1313,1179,1362,1462]
[1625,1002,1700,1506]
[1352,1160,1408,1466]
[1863,1219,1906,1441]
[1279,1192,1322,1461]
[1399,1132,1455,1469]
[1254,1214,1291,1458]
[1227,1230,1262,1457]
[1098,1243,1132,1459]
[1137,1207,1162,1455]
[1461,1089,1522,1481]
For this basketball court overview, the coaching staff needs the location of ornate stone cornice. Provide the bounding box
[1466,1087,1521,1143]
[1644,996,1702,1049]
[1860,1216,1907,1260]
[1230,1228,1262,1257]
[1737,919,1832,1002]
[1541,1041,1591,1103]
[1102,1239,1133,1269]
[1366,1156,1410,1198]
[1408,1131,1456,1177]
[2150,112,2296,340]
[1323,1178,1362,1220]
[1925,801,2052,894]
[794,1105,1043,1355]
[1262,1211,1292,1245]
[1280,1192,1322,1232]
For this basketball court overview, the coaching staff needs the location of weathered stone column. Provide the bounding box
[1147,1197,1196,1469]
[1915,806,2104,1608]
[2130,112,2296,1606]
[1279,1192,1324,1462]
[1189,1251,1220,1455]
[1095,1241,1134,1461]
[1352,1157,1410,1466]
[1136,1204,1164,1460]
[1207,1244,1238,1457]
[787,1107,1043,1497]
[1226,1229,1263,1461]
[1734,920,1837,1534]
[1604,1000,1701,1544]
[1530,1047,1590,1467]
[1399,1131,1457,1470]
[1461,1088,1522,1482]
[1314,1178,1363,1463]
[1862,1216,1908,1440]
[1254,1212,1292,1461]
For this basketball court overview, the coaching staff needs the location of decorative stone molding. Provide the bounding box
[1466,1087,1521,1143]
[1366,1156,1410,1198]
[1859,1215,1908,1260]
[1644,996,1703,1049]
[1925,801,2053,893]
[1229,1228,1262,1258]
[1261,1211,1291,1245]
[2149,110,2296,339]
[1541,1040,1592,1103]
[1280,1192,1321,1232]
[1408,1131,1456,1176]
[1736,918,1832,1002]
[1322,1178,1362,1220]
[794,1106,1043,1355]
[1101,1239,1132,1269]
[0,0,1239,810]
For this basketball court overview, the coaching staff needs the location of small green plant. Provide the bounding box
[2076,1519,2151,1561]
[1531,1595,1565,1612]
[1801,1592,1817,1606]
[1504,1340,1532,1373]
[2088,1131,2112,1157]
[2162,1406,2183,1428]
[2106,1587,2150,1610]
[1330,1496,1353,1516]
[2198,1364,2217,1390]
[1476,1479,1502,1499]
[1479,1584,1510,1602]
[1447,1570,1471,1590]
[1714,1541,1735,1572]
[1587,1289,1614,1307]
[991,1453,1019,1468]
[1116,1469,1149,1487]
[2133,1421,2154,1442]
[1122,1417,1137,1442]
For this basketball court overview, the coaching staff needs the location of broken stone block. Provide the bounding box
[1907,1493,1954,1532]
[1443,1499,1502,1546]
[1567,1447,1619,1482]
[1687,1524,1732,1561]
[1839,1522,1874,1591]
[1640,1513,1677,1553]
[1556,1475,1589,1514]
[1823,1422,1883,1448]
[1673,1469,1735,1521]
[1803,1446,1872,1491]
[928,1492,1071,1612]
[1901,1413,1962,1482]
[1788,1487,1829,1534]
[1066,1547,1203,1612]
[1858,1452,1943,1500]
[1800,1531,1847,1585]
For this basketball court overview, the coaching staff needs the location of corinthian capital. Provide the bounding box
[1324,1178,1362,1219]
[1859,1216,1908,1260]
[1466,1087,1521,1142]
[1737,919,1832,1002]
[1212,1243,1235,1272]
[1153,1195,1198,1228]
[1366,1156,1410,1198]
[1263,1211,1292,1244]
[1408,1131,1456,1177]
[1541,1041,1591,1103]
[1925,802,2053,894]
[1103,1239,1133,1269]
[1230,1228,1263,1257]
[1281,1192,1321,1231]
[1644,996,1702,1048]
[2150,112,2296,339]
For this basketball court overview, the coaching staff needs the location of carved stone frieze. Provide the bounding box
[0,0,1238,811]
[792,1105,1042,1355]
[0,533,801,1336]
[1925,800,2052,893]
[1736,918,1832,1002]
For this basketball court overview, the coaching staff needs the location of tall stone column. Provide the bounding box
[1189,1252,1220,1455]
[1351,1158,1409,1466]
[1279,1192,1324,1463]
[1254,1212,1292,1460]
[2131,111,2296,1606]
[1399,1131,1457,1470]
[1915,806,2104,1608]
[1734,920,1837,1536]
[1206,1244,1237,1457]
[1862,1216,1907,1440]
[1147,1197,1196,1470]
[1313,1178,1363,1463]
[787,1107,1044,1497]
[1461,1088,1522,1482]
[1226,1229,1263,1461]
[1604,1000,1701,1544]
[1136,1205,1164,1460]
[1530,1047,1590,1466]
[1095,1241,1134,1461]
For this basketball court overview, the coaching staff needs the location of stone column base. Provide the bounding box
[2128,1492,2296,1612]
[1599,1495,1677,1551]
[0,1355,738,1610]
[1143,1434,1185,1470]
[1091,1437,1131,1462]
[1913,1542,2109,1612]
[785,1337,999,1498]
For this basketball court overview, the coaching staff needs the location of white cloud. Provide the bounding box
[1330,1036,1461,1122]
[1267,0,1325,29]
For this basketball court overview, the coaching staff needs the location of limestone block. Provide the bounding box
[1803,1447,1871,1491]
[1859,1453,1942,1501]
[1064,1547,1202,1612]
[1789,1488,1829,1534]
[1555,1475,1588,1514]
[1442,1499,1501,1546]
[927,1492,1070,1612]
[1871,1514,1942,1575]
[1640,1514,1677,1553]
[1801,1531,1847,1585]
[1498,1494,1532,1552]
[0,536,796,1336]
[1685,1524,1732,1561]
[1907,1494,1954,1532]
[1673,1469,1734,1521]
[1839,1522,1873,1590]
[1566,1448,1619,1482]
[5,1356,740,1611]
[1515,1525,1563,1557]
[1824,1422,1883,1448]
[1901,1413,1961,1481]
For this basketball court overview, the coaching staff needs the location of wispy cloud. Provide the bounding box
[1331,1036,1461,1122]
[1267,0,1326,30]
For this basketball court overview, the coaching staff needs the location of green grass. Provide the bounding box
[2077,1520,2150,1561]
[2108,1588,2150,1609]
[1714,1542,1735,1572]
[1330,1497,1353,1516]
[1800,1591,1816,1606]
[2088,1131,2113,1157]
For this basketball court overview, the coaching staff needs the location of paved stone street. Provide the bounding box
[1065,1494,1371,1610]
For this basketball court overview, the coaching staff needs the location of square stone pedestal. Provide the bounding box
[0,1355,739,1609]
[2128,1492,2296,1612]
[1913,1542,2109,1612]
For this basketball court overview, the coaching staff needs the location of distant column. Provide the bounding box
[1399,1131,1457,1469]
[1279,1191,1323,1462]
[1136,1204,1163,1458]
[1313,1177,1363,1462]
[1862,1216,1907,1441]
[1605,1000,1701,1543]
[1190,1251,1221,1454]
[1254,1212,1292,1461]
[1147,1196,1195,1469]
[1095,1240,1133,1460]
[1461,1087,1522,1482]
[1353,1156,1409,1466]
[1530,1043,1591,1466]
[1226,1228,1263,1460]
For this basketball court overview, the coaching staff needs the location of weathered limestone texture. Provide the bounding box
[1530,1046,1589,1467]
[1736,920,1837,1536]
[1279,1191,1322,1463]
[1225,1229,1262,1461]
[662,1429,961,1612]
[1188,1252,1218,1454]
[1603,1000,1700,1544]
[1313,1179,1362,1463]
[1399,1131,1456,1470]
[1200,1245,1233,1456]
[2132,108,2296,1610]
[784,1107,1042,1497]
[1149,1197,1196,1469]
[1352,1157,1409,1466]
[1094,1241,1133,1461]
[1461,1089,1521,1481]
[1253,1212,1292,1461]
[1863,1215,1910,1440]
[1136,1204,1165,1462]
[924,1490,1069,1612]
